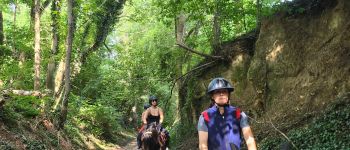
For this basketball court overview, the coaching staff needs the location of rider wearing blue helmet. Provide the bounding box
[197,78,257,150]
[137,103,151,149]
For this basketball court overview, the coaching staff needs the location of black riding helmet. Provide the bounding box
[143,104,150,110]
[207,78,234,94]
[149,95,158,105]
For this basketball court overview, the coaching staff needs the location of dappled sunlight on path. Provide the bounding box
[119,138,137,150]
[76,130,138,150]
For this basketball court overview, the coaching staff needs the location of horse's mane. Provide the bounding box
[141,122,166,150]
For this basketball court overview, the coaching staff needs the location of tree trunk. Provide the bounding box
[176,13,186,44]
[12,3,17,54]
[46,0,61,91]
[34,0,41,90]
[0,9,4,45]
[212,2,221,51]
[46,58,56,91]
[52,59,65,112]
[256,0,262,29]
[175,13,186,123]
[59,0,75,130]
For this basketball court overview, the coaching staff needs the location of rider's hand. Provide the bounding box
[143,121,147,125]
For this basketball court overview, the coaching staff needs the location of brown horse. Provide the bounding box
[141,122,167,150]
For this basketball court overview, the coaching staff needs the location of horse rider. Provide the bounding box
[142,95,170,148]
[137,103,151,149]
[197,78,257,150]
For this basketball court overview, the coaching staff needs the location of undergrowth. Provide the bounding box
[169,120,197,149]
[0,140,15,150]
[5,95,41,118]
[0,95,66,150]
[259,94,350,149]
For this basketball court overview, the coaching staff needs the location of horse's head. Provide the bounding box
[147,122,161,134]
[141,122,165,150]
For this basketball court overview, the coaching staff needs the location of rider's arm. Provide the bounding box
[142,109,149,124]
[241,112,257,150]
[242,127,257,150]
[198,131,208,150]
[159,108,164,124]
[141,111,145,120]
[198,115,208,150]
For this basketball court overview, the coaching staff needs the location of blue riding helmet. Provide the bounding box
[207,78,234,94]
[149,95,158,104]
[143,104,150,110]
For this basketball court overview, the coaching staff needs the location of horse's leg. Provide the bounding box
[141,135,146,150]
[142,132,153,150]
[141,140,148,150]
[150,136,158,150]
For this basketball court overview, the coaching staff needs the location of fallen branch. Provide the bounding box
[247,115,298,150]
[268,117,298,149]
[3,89,52,97]
[3,90,41,96]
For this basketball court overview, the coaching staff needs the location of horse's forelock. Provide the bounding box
[142,122,166,150]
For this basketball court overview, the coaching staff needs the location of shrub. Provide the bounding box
[6,95,41,118]
[259,95,350,149]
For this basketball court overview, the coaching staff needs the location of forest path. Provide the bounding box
[79,130,138,150]
[119,138,138,150]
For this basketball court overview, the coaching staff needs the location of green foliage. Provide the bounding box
[6,95,41,118]
[259,96,350,149]
[92,0,124,43]
[0,140,15,150]
[70,95,123,140]
[168,120,197,148]
[64,123,81,146]
[0,58,35,89]
[0,45,12,58]
[154,0,258,42]
[22,139,47,150]
[259,137,284,150]
[39,131,59,148]
[1,0,334,149]
[0,105,21,127]
[94,105,122,137]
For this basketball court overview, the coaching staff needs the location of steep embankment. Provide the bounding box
[249,0,350,141]
[180,0,350,149]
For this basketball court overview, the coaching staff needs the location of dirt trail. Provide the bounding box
[119,138,138,150]
[81,134,138,150]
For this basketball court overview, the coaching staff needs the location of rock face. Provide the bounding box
[185,0,350,140]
